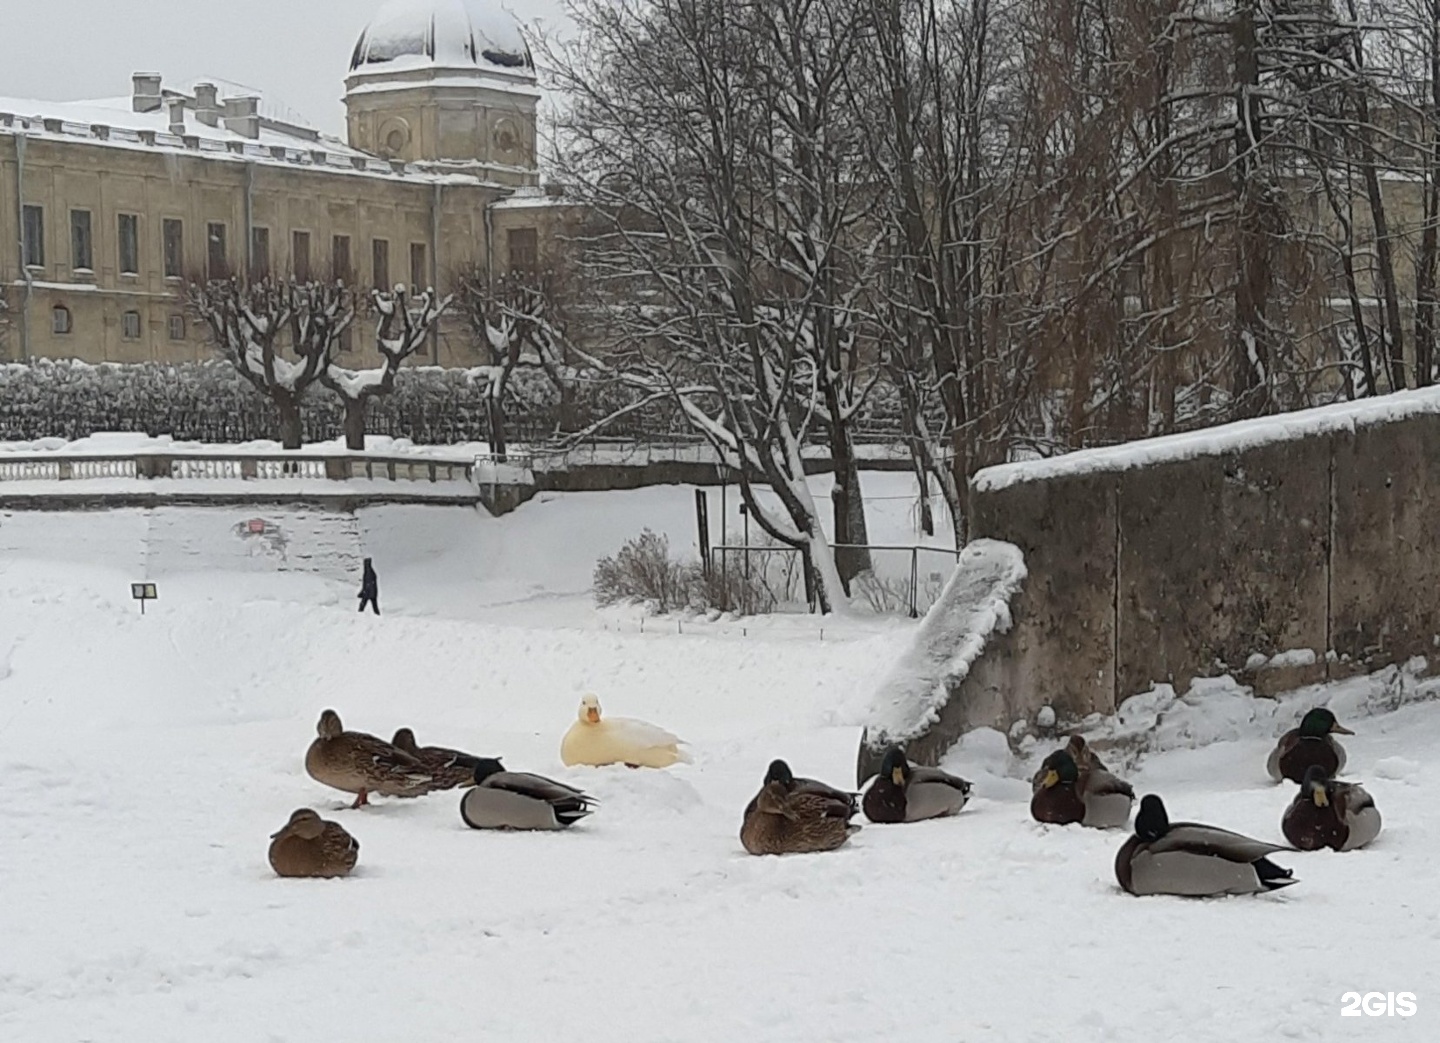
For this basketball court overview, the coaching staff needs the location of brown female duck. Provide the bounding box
[268,808,359,878]
[391,727,482,790]
[305,709,435,808]
[740,759,860,855]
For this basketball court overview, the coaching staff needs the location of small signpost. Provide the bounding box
[131,582,158,615]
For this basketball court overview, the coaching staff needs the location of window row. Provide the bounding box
[20,205,442,288]
[48,305,186,341]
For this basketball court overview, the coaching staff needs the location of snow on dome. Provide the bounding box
[350,0,531,72]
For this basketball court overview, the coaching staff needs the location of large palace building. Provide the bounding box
[0,0,565,368]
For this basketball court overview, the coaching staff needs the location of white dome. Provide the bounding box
[350,0,531,72]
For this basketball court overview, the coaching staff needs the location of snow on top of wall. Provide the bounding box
[974,386,1440,492]
[857,538,1026,745]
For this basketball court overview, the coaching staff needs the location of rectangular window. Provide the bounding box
[507,227,538,273]
[22,205,44,268]
[332,234,352,283]
[163,218,184,278]
[409,242,427,291]
[372,238,390,289]
[251,226,270,280]
[293,230,311,282]
[206,222,228,280]
[70,210,94,272]
[121,310,142,340]
[168,314,186,341]
[118,214,140,275]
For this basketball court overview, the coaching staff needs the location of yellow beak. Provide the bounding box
[1042,770,1060,789]
[1331,723,1354,735]
[1312,788,1330,808]
[891,767,905,786]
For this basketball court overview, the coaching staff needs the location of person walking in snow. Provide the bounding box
[358,558,380,616]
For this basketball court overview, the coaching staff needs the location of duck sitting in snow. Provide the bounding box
[1029,734,1107,788]
[862,747,971,824]
[560,694,690,769]
[391,727,482,790]
[1030,748,1134,828]
[1116,794,1297,897]
[1282,765,1381,851]
[268,808,359,878]
[741,759,860,855]
[305,709,435,808]
[460,757,598,831]
[1267,707,1353,784]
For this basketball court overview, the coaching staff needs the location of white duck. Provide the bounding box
[560,694,690,769]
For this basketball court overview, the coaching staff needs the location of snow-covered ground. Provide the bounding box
[1,480,1436,1041]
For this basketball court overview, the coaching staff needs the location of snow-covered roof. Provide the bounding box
[973,386,1440,492]
[349,0,532,77]
[0,78,509,189]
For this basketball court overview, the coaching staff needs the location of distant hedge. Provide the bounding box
[0,359,689,445]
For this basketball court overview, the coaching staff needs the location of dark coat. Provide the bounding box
[359,561,378,599]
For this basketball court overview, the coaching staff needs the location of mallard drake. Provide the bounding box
[305,709,435,808]
[267,808,359,878]
[391,727,482,790]
[1116,795,1298,897]
[560,694,690,769]
[1267,707,1353,783]
[1030,735,1107,788]
[1282,765,1382,851]
[862,746,971,823]
[459,757,598,830]
[1030,749,1134,828]
[740,759,860,855]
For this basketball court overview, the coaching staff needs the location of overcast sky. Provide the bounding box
[0,0,566,136]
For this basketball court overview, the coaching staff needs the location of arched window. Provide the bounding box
[52,305,72,335]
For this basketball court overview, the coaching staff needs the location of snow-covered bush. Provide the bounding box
[594,530,812,616]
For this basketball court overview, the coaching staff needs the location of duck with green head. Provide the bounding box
[1116,794,1298,896]
[1282,765,1381,851]
[1267,707,1353,784]
[863,747,971,824]
[1030,748,1134,828]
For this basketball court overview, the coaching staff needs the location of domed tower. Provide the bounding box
[345,0,538,185]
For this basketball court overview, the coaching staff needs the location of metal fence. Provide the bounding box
[708,542,961,617]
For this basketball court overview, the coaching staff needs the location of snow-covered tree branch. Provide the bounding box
[320,285,451,450]
[187,277,353,449]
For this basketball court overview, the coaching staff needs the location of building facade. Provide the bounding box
[0,0,565,368]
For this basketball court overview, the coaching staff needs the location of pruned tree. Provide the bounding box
[321,286,451,450]
[453,265,567,458]
[188,277,353,449]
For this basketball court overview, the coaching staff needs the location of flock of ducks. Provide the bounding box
[269,699,1382,900]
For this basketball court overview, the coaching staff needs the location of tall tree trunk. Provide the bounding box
[1230,1,1271,417]
[276,396,303,451]
[487,395,508,460]
[342,398,368,451]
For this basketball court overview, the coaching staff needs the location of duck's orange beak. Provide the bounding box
[586,708,600,723]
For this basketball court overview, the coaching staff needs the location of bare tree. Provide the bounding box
[188,277,352,449]
[544,0,884,610]
[453,265,566,458]
[321,286,451,450]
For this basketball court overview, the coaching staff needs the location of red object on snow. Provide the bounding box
[247,518,267,533]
